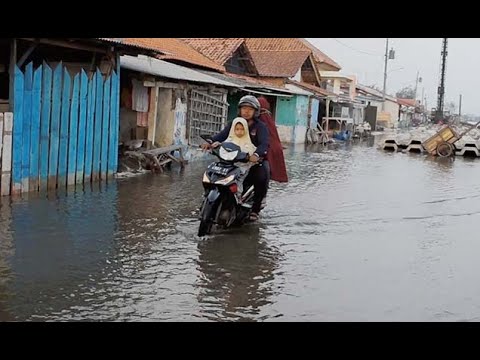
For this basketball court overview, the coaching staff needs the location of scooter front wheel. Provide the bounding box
[198,197,216,236]
[198,219,213,237]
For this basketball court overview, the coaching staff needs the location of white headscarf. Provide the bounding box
[226,117,257,155]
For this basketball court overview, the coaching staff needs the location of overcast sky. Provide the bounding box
[307,38,476,115]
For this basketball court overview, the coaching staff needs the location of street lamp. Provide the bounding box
[382,38,395,111]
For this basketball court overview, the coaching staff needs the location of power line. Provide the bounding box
[331,38,383,57]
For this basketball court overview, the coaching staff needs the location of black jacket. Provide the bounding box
[211,118,269,157]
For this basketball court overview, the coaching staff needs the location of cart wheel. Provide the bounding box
[437,142,454,157]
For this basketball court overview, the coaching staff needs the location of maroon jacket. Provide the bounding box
[258,97,288,183]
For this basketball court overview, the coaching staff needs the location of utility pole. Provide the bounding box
[382,38,389,111]
[459,94,462,117]
[425,96,428,122]
[414,71,419,101]
[435,38,448,123]
[382,39,395,111]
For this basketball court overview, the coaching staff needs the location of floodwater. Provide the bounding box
[2,137,480,321]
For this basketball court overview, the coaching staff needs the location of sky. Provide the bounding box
[307,38,477,115]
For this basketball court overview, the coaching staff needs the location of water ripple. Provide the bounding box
[2,139,480,321]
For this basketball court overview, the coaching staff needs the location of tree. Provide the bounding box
[396,86,415,99]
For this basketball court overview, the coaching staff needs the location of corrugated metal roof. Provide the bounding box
[97,38,159,52]
[285,84,314,96]
[198,70,264,88]
[320,71,355,81]
[120,55,238,87]
[199,70,300,96]
[287,80,337,97]
[242,88,293,98]
[356,84,397,102]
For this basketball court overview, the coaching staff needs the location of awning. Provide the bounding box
[285,84,314,96]
[120,55,239,88]
[200,70,300,97]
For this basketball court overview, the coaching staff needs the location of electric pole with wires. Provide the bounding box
[435,38,448,123]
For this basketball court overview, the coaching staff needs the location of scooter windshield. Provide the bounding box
[219,146,239,161]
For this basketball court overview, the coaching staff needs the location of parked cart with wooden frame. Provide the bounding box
[422,126,460,157]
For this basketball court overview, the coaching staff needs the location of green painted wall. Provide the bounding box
[229,93,310,128]
[276,97,297,126]
[227,93,242,121]
[295,95,309,126]
[276,95,310,127]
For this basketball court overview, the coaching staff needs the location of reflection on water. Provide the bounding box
[195,226,283,322]
[2,138,480,321]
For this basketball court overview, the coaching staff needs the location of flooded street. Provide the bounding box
[2,138,480,321]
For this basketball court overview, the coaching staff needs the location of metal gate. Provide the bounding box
[188,90,228,145]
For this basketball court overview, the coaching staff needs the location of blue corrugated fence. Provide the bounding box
[7,62,119,195]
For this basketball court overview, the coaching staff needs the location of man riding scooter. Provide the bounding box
[201,95,269,221]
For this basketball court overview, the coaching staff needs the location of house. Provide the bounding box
[287,79,339,128]
[183,38,296,120]
[278,82,323,143]
[106,39,248,163]
[287,79,362,137]
[244,38,351,142]
[397,98,426,126]
[356,84,400,129]
[197,70,300,121]
[319,71,357,101]
[243,38,323,88]
[397,98,416,126]
[119,55,240,160]
[180,38,344,144]
[0,38,148,196]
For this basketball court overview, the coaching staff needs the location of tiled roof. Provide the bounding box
[244,38,312,77]
[287,79,337,97]
[245,38,310,52]
[115,38,225,72]
[181,38,244,65]
[249,50,311,77]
